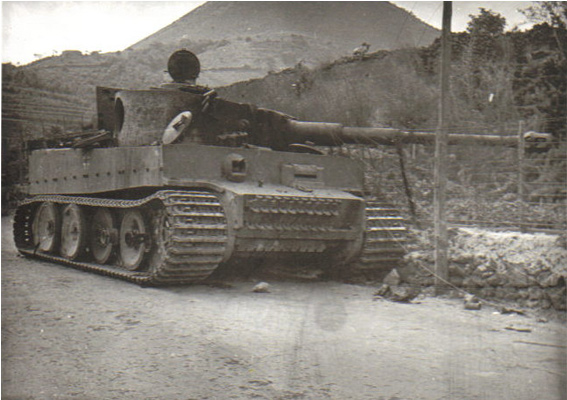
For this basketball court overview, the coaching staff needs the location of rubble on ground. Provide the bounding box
[464,294,482,310]
[252,282,271,293]
[373,283,421,303]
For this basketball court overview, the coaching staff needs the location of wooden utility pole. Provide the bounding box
[517,120,526,232]
[434,1,452,293]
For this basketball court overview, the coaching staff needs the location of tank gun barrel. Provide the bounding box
[286,120,525,147]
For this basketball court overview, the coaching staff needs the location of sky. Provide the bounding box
[2,1,536,66]
[394,1,534,31]
[2,1,205,65]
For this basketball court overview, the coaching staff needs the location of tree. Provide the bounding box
[466,8,507,64]
[521,1,567,29]
[452,9,516,126]
[521,2,567,59]
[512,22,567,137]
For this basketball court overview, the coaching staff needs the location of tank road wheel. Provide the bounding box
[119,209,148,271]
[90,208,117,264]
[60,204,87,260]
[32,202,60,253]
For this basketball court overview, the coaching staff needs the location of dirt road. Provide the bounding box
[2,216,566,399]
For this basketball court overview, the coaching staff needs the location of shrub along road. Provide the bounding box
[2,216,566,400]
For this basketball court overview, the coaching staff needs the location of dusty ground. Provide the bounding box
[2,216,566,400]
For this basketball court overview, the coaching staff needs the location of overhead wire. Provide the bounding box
[416,3,443,47]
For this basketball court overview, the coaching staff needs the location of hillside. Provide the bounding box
[131,2,438,50]
[14,2,439,91]
[129,1,439,84]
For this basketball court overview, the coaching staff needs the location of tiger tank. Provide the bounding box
[12,50,527,286]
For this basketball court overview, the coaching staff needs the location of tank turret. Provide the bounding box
[96,50,548,153]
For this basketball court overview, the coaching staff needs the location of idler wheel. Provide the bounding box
[90,208,117,264]
[119,209,148,271]
[60,204,87,260]
[32,202,60,253]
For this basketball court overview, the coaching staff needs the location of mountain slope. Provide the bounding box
[14,2,439,91]
[131,2,438,51]
[128,1,438,84]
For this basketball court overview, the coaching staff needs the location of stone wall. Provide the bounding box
[403,228,567,311]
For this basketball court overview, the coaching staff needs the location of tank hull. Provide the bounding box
[17,144,407,284]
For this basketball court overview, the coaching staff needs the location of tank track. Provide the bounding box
[13,190,227,286]
[357,199,407,272]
